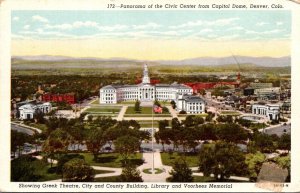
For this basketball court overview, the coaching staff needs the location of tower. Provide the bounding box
[142,64,150,84]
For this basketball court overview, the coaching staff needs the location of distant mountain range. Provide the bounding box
[12,55,291,67]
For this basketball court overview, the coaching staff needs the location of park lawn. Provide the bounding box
[126,106,170,115]
[219,111,241,116]
[138,121,159,128]
[90,100,100,105]
[119,101,136,104]
[178,113,208,117]
[80,152,143,168]
[93,175,121,182]
[124,114,171,117]
[85,107,121,112]
[27,123,47,132]
[161,152,199,167]
[33,161,62,182]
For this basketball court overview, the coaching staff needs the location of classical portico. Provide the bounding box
[99,64,194,104]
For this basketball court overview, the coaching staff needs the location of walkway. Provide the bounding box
[137,149,172,182]
[116,105,128,121]
[166,105,178,119]
[45,165,121,182]
[190,167,250,182]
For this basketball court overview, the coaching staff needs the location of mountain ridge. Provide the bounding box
[12,55,291,67]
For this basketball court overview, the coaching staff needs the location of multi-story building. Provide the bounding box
[252,103,280,121]
[99,64,193,103]
[99,64,205,114]
[18,102,52,120]
[42,93,76,104]
[176,94,205,114]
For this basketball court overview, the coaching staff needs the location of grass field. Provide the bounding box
[219,111,241,116]
[125,106,170,115]
[177,113,208,117]
[26,123,48,132]
[84,106,121,117]
[80,153,143,168]
[124,114,171,117]
[160,152,199,167]
[137,121,159,128]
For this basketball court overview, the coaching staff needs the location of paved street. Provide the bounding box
[262,123,291,137]
[11,123,38,135]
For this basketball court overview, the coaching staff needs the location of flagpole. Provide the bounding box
[152,102,154,174]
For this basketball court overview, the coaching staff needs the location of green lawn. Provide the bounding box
[119,101,136,104]
[84,107,121,117]
[80,153,143,168]
[125,106,170,115]
[219,111,241,116]
[124,114,171,117]
[138,121,159,128]
[160,152,199,167]
[36,165,62,181]
[26,123,47,132]
[178,113,208,117]
[94,175,121,182]
[90,100,100,105]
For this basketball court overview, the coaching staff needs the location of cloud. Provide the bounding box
[133,22,161,30]
[276,22,283,26]
[23,25,30,30]
[227,26,244,31]
[246,29,284,35]
[13,16,19,21]
[216,34,240,41]
[45,21,128,32]
[256,22,268,26]
[169,17,239,29]
[98,24,128,31]
[209,18,240,26]
[32,15,49,23]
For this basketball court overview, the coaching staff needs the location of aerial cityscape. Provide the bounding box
[10,10,291,183]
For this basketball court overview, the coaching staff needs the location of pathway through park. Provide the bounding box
[137,149,172,182]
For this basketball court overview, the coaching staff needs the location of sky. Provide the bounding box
[11,11,291,60]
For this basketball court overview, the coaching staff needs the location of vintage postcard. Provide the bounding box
[0,0,299,192]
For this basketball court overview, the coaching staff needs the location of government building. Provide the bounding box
[99,64,205,114]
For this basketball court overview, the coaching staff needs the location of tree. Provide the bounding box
[134,100,141,113]
[62,158,95,182]
[43,129,72,167]
[245,152,266,181]
[114,135,140,164]
[119,164,143,182]
[170,100,176,109]
[11,130,30,157]
[252,133,276,153]
[56,154,85,174]
[11,156,41,181]
[278,134,291,152]
[216,123,248,143]
[86,128,107,160]
[155,120,171,152]
[198,142,247,181]
[33,109,45,124]
[169,158,193,182]
[198,123,217,141]
[275,154,290,182]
